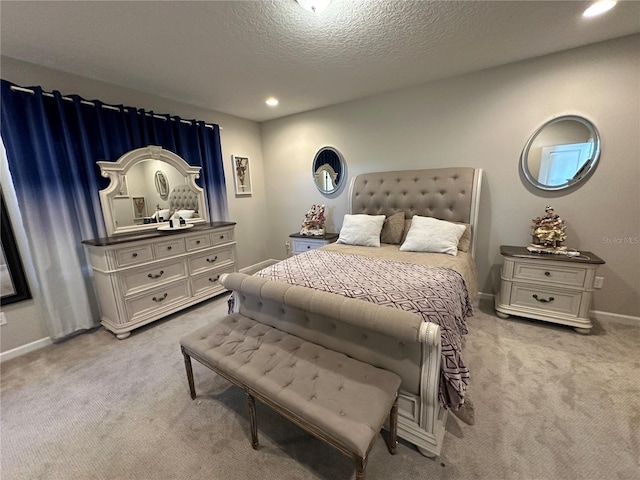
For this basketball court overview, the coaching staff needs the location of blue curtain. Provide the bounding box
[0,80,228,339]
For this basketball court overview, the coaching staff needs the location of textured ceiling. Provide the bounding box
[2,1,639,122]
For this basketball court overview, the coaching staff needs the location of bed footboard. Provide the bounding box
[221,272,447,457]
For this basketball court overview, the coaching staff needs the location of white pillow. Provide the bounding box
[152,209,170,220]
[399,216,466,255]
[176,209,196,219]
[337,214,385,247]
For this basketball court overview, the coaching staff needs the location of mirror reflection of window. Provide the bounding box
[521,115,600,191]
[538,142,594,186]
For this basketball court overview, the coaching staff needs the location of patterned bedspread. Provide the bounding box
[256,249,473,410]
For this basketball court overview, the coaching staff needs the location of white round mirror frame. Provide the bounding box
[520,115,601,191]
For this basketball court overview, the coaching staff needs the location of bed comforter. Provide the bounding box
[256,247,475,409]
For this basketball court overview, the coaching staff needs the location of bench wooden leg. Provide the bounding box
[386,396,398,455]
[246,392,259,450]
[355,455,367,480]
[181,347,196,400]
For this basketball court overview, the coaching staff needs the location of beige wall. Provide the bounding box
[0,56,270,353]
[260,34,640,317]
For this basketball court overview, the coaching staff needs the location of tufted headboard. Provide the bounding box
[349,167,483,256]
[168,184,200,216]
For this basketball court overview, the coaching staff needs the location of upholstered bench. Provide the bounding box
[180,312,401,480]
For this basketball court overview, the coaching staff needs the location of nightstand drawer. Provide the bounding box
[512,263,586,288]
[293,239,323,253]
[510,284,582,317]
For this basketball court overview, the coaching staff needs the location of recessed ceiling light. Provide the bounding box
[583,1,617,17]
[265,97,279,107]
[296,0,331,14]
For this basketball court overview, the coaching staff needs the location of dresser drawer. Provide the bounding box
[512,263,587,288]
[153,237,186,259]
[115,244,154,267]
[126,282,190,321]
[188,245,235,275]
[510,284,582,317]
[186,233,212,251]
[120,259,187,295]
[191,265,236,296]
[212,229,234,245]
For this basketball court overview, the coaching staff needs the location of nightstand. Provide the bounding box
[495,245,605,334]
[289,232,339,255]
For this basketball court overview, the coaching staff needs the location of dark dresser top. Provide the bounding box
[500,245,605,265]
[83,221,236,247]
[289,232,339,241]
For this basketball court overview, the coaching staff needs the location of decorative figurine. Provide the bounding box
[527,205,569,253]
[300,204,326,236]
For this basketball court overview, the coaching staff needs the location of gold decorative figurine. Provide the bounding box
[527,205,569,254]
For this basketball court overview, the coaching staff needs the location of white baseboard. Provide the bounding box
[591,310,640,327]
[0,336,52,363]
[477,292,640,327]
[239,259,280,276]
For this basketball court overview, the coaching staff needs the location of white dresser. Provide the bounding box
[289,232,339,255]
[84,222,236,339]
[495,245,604,334]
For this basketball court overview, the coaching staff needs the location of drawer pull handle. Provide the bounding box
[532,294,554,303]
[148,270,164,279]
[209,275,221,283]
[544,271,550,276]
[220,235,225,239]
[167,246,172,250]
[307,245,311,249]
[196,240,201,244]
[152,293,168,302]
[132,252,138,258]
[206,256,218,263]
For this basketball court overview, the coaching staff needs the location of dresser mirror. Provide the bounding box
[521,115,601,191]
[312,146,345,195]
[98,145,208,236]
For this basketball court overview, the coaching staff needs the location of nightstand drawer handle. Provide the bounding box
[206,256,218,263]
[532,294,554,303]
[152,293,168,302]
[544,271,550,276]
[307,245,311,249]
[147,270,164,279]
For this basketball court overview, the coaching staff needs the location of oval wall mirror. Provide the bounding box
[520,115,601,191]
[312,146,345,195]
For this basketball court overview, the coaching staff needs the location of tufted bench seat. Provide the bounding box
[180,312,401,480]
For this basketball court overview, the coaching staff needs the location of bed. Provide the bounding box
[255,167,482,457]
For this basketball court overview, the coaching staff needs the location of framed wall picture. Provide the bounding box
[1,192,31,305]
[132,196,147,219]
[232,155,252,196]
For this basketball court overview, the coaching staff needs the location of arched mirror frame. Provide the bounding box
[312,146,346,195]
[520,114,601,191]
[98,145,207,236]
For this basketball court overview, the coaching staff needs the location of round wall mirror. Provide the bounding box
[312,146,345,195]
[520,115,601,191]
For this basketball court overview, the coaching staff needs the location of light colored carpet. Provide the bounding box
[1,295,638,480]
